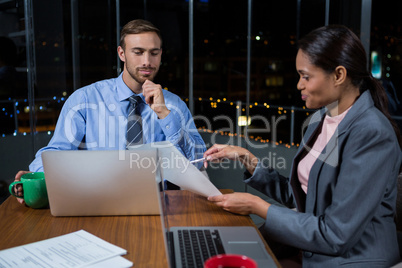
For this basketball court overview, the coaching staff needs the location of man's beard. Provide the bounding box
[127,66,158,85]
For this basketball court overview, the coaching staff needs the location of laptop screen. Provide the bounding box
[42,149,161,216]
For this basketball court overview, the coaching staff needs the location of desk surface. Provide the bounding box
[0,190,279,267]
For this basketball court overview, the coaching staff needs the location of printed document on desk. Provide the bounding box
[128,141,222,197]
[0,230,132,268]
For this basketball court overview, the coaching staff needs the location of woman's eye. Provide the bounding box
[303,76,309,81]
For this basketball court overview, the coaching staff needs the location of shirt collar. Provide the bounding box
[116,72,144,102]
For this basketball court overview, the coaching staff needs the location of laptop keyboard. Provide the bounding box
[178,229,225,268]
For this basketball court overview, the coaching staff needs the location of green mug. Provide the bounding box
[9,172,49,209]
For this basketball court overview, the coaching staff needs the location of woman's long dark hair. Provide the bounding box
[298,25,402,148]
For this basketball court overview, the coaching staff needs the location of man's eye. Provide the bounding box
[303,76,309,81]
[134,51,143,55]
[151,52,160,56]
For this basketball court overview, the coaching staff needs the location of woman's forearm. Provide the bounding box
[238,148,259,175]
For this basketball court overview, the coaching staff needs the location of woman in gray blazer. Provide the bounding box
[205,25,402,267]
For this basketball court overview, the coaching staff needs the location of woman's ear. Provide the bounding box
[334,66,347,86]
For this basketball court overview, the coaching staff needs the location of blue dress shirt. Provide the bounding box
[29,73,206,171]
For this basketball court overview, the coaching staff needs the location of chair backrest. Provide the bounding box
[396,171,402,231]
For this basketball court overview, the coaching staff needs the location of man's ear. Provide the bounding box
[117,46,125,62]
[334,65,347,86]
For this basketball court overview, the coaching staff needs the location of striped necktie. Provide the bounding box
[126,95,143,147]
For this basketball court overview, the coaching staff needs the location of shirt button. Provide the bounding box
[166,125,170,129]
[303,251,313,258]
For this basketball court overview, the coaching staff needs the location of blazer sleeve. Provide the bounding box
[244,160,297,208]
[258,117,401,255]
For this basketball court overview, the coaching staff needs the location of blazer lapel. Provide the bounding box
[290,111,325,212]
[306,131,342,213]
[304,91,374,213]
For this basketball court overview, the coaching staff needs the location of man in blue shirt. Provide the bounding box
[14,19,206,203]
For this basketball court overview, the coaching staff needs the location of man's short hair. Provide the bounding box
[120,19,162,50]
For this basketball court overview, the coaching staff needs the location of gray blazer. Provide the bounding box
[245,91,401,267]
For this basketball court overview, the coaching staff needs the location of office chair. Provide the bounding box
[396,170,402,259]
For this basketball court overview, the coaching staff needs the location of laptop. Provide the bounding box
[42,149,161,216]
[159,191,277,268]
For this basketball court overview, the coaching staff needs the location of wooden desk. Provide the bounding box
[0,190,279,267]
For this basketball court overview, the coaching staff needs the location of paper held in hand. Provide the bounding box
[128,141,222,197]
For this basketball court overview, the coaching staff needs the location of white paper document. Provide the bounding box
[0,230,132,268]
[85,256,133,268]
[128,141,222,197]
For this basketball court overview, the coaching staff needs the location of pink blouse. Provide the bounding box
[297,107,351,193]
